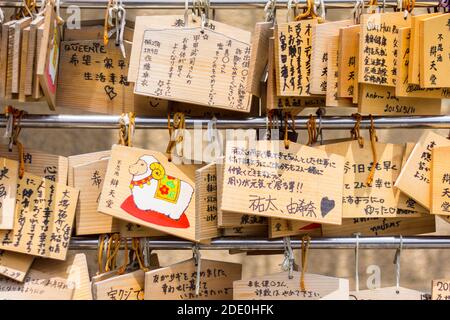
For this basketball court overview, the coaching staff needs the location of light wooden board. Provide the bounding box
[32,253,92,300]
[118,221,167,237]
[144,258,242,300]
[0,21,16,99]
[37,2,60,109]
[98,145,204,241]
[319,141,417,218]
[0,172,79,260]
[18,25,30,101]
[349,287,429,300]
[12,17,32,94]
[133,19,252,112]
[246,21,272,97]
[0,157,18,230]
[353,32,360,104]
[221,140,345,225]
[233,271,349,300]
[73,159,120,235]
[338,25,359,98]
[68,150,111,186]
[222,225,268,237]
[274,19,319,96]
[396,142,429,214]
[419,14,450,88]
[5,21,15,99]
[396,27,449,99]
[431,279,450,300]
[358,84,442,116]
[0,250,34,282]
[431,146,450,216]
[268,218,321,238]
[24,16,44,96]
[64,24,134,42]
[441,215,450,224]
[310,19,352,95]
[321,215,436,237]
[0,269,74,300]
[408,13,442,85]
[358,12,411,87]
[325,35,354,107]
[93,269,145,300]
[0,145,68,185]
[32,24,45,99]
[395,131,450,209]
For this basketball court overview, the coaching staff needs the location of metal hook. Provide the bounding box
[354,232,361,292]
[281,237,295,279]
[393,235,403,294]
[316,107,325,145]
[192,243,202,296]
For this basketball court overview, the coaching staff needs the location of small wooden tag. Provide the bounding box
[118,221,167,237]
[396,27,449,99]
[0,21,16,98]
[12,17,32,95]
[18,25,30,102]
[0,269,74,300]
[0,250,34,282]
[0,172,79,260]
[419,14,450,88]
[310,19,353,95]
[338,25,359,98]
[358,83,441,116]
[93,269,145,300]
[0,157,19,230]
[73,159,120,235]
[222,225,268,237]
[68,150,111,186]
[431,279,450,300]
[0,145,69,185]
[98,145,201,241]
[144,258,242,300]
[221,140,345,225]
[233,271,349,300]
[33,24,45,99]
[274,19,319,96]
[395,131,450,209]
[24,16,44,97]
[359,12,411,87]
[349,287,429,300]
[5,21,16,99]
[321,215,436,237]
[268,218,321,238]
[431,146,450,216]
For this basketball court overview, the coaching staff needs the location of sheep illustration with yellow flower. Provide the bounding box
[120,155,193,228]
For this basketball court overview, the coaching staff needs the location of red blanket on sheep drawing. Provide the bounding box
[120,195,190,229]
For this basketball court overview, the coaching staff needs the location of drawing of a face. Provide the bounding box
[129,159,147,176]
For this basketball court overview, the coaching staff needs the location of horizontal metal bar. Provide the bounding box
[69,236,450,250]
[0,0,440,9]
[3,114,450,129]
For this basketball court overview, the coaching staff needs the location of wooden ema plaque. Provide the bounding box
[222,225,268,237]
[93,269,145,300]
[349,287,429,300]
[431,279,450,300]
[274,19,319,97]
[33,253,93,300]
[310,19,353,95]
[319,141,419,218]
[233,272,349,300]
[23,16,44,97]
[0,145,69,185]
[0,157,18,230]
[395,131,450,209]
[0,21,16,99]
[0,250,34,282]
[358,12,411,87]
[144,258,242,300]
[133,18,252,112]
[325,35,354,107]
[338,25,359,98]
[408,13,442,85]
[321,215,436,237]
[267,37,324,111]
[358,83,441,116]
[221,140,345,225]
[268,218,321,238]
[430,146,450,216]
[419,14,450,88]
[5,20,15,99]
[98,145,217,242]
[12,17,32,95]
[0,172,79,260]
[396,27,449,99]
[0,269,74,300]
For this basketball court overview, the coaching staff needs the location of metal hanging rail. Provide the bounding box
[2,114,450,129]
[69,236,450,250]
[0,0,441,9]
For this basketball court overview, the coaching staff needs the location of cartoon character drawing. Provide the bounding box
[120,155,193,228]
